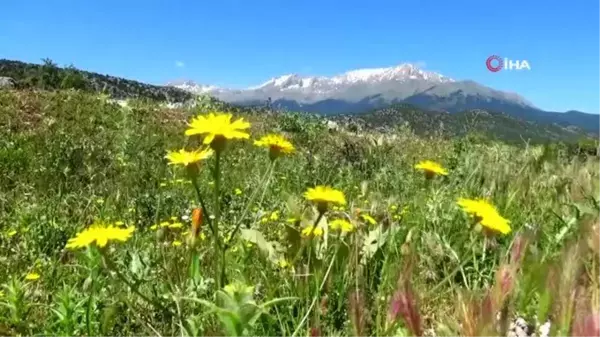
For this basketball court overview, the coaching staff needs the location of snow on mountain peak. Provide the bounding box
[166,79,220,93]
[249,63,453,90]
[335,63,453,84]
[168,63,453,96]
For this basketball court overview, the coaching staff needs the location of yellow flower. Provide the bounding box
[65,223,136,249]
[278,259,290,268]
[159,221,170,228]
[269,211,280,221]
[457,198,511,235]
[185,113,251,150]
[150,224,158,230]
[96,198,104,205]
[174,179,185,184]
[304,185,347,213]
[223,281,254,297]
[169,222,184,229]
[235,188,243,195]
[172,240,182,247]
[7,229,17,237]
[254,134,295,159]
[301,226,324,238]
[165,148,214,167]
[360,213,377,225]
[25,272,40,281]
[329,219,354,233]
[115,221,125,226]
[415,160,448,177]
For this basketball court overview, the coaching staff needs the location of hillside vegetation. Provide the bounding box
[0,89,598,336]
[1,58,598,147]
[333,104,596,146]
[0,58,192,102]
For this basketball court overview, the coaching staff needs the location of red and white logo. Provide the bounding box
[486,55,530,72]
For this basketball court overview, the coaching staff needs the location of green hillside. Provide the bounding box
[0,88,598,336]
[333,104,596,146]
[0,58,192,102]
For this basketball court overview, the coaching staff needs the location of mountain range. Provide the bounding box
[1,58,597,140]
[168,64,599,134]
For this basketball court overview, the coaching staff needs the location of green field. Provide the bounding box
[0,89,598,336]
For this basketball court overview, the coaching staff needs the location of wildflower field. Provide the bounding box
[0,90,598,336]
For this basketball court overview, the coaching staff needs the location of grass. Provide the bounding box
[0,89,598,336]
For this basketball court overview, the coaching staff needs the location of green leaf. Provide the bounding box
[240,229,281,263]
[216,309,244,337]
[189,252,201,283]
[100,302,118,335]
[129,252,143,276]
[361,224,399,264]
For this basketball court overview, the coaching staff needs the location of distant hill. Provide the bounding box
[0,58,596,146]
[331,104,593,145]
[0,58,192,102]
[170,65,600,134]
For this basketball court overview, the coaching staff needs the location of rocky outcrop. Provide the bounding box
[0,76,15,89]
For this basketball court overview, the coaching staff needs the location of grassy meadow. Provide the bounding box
[0,89,598,336]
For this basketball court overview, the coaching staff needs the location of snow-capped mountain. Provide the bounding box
[168,63,455,104]
[167,63,553,121]
[165,80,220,94]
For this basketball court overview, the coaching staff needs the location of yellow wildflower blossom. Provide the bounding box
[457,198,511,235]
[254,134,295,159]
[360,213,377,225]
[414,160,449,177]
[223,281,254,297]
[278,259,290,268]
[304,185,347,212]
[169,222,184,229]
[165,148,214,167]
[301,226,324,238]
[329,219,355,233]
[185,113,251,151]
[235,188,243,195]
[65,223,135,249]
[172,240,182,247]
[25,272,40,281]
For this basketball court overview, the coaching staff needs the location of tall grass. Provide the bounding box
[0,90,598,336]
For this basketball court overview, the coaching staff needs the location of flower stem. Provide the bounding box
[100,249,172,315]
[213,150,223,288]
[292,210,325,266]
[224,160,276,251]
[190,175,219,249]
[291,240,339,337]
[86,270,95,336]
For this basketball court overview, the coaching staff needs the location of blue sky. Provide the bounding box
[1,0,598,113]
